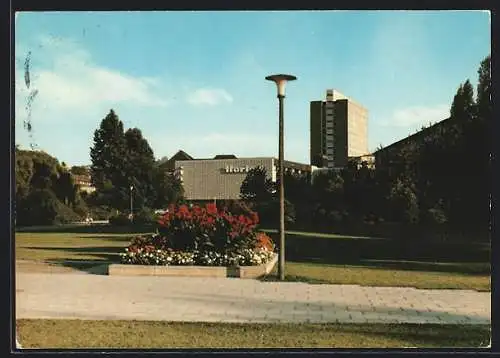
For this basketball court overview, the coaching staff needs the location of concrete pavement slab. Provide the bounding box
[15,272,490,324]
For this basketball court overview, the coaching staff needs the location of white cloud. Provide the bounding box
[186,88,233,106]
[15,35,170,121]
[380,104,450,128]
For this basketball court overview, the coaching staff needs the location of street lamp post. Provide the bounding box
[265,73,297,281]
[130,185,134,221]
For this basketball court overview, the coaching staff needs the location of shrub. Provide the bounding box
[327,210,344,224]
[109,213,131,226]
[387,178,419,224]
[119,203,276,267]
[218,200,255,217]
[156,203,260,253]
[257,199,296,227]
[54,201,83,224]
[132,207,157,225]
[16,189,59,226]
[72,199,88,218]
[16,189,82,226]
[423,200,448,226]
[87,205,114,221]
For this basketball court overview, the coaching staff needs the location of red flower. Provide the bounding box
[255,232,274,251]
[160,211,171,223]
[206,203,217,215]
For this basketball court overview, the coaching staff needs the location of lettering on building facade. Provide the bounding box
[223,165,253,174]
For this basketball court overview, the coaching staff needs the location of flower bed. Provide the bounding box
[108,253,277,278]
[116,203,277,277]
[121,246,275,267]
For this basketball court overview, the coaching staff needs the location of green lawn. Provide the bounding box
[262,261,490,291]
[15,228,490,291]
[15,231,146,262]
[264,229,379,240]
[263,229,490,291]
[16,320,491,349]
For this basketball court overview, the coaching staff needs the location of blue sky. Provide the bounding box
[15,11,490,165]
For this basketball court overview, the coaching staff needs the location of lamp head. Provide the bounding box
[265,74,297,97]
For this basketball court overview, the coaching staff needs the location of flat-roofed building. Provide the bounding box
[174,156,311,201]
[310,89,369,169]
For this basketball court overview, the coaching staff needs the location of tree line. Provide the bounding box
[88,109,183,217]
[15,110,184,226]
[15,149,87,225]
[240,54,490,241]
[15,54,489,233]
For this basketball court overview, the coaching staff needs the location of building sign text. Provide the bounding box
[224,165,253,174]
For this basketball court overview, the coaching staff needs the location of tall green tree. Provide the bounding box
[450,79,475,120]
[124,127,156,208]
[387,177,419,224]
[476,55,491,120]
[240,166,276,202]
[283,171,313,226]
[56,170,76,206]
[459,54,491,229]
[240,167,296,227]
[152,169,184,208]
[313,171,344,211]
[90,109,128,209]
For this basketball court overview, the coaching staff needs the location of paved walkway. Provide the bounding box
[16,272,490,324]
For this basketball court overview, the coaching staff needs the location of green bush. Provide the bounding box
[17,189,59,226]
[109,213,131,226]
[88,205,115,220]
[387,178,419,224]
[327,210,344,224]
[132,207,157,225]
[54,202,83,224]
[218,200,256,217]
[423,201,448,226]
[16,189,82,226]
[257,199,296,227]
[72,199,89,218]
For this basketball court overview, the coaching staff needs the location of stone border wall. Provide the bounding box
[108,253,277,279]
